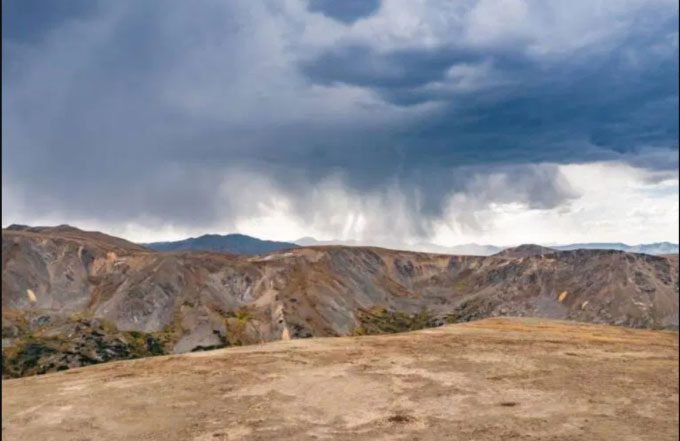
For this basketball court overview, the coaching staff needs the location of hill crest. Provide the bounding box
[142,233,298,256]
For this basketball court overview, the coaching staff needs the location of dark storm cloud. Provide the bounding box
[2,0,678,237]
[2,0,99,43]
[301,45,479,94]
[306,0,381,24]
[295,10,678,215]
[301,15,678,165]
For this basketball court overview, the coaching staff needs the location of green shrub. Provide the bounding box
[352,308,438,335]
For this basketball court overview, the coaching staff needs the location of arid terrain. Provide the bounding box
[2,225,679,377]
[2,317,678,441]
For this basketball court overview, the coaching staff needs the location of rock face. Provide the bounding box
[2,226,679,377]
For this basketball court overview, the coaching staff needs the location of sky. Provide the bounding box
[2,0,678,248]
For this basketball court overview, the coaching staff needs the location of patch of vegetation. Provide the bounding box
[352,307,441,336]
[1,318,172,379]
[288,322,313,338]
[11,343,56,371]
[129,330,143,339]
[223,308,254,346]
[234,309,252,322]
[444,297,497,323]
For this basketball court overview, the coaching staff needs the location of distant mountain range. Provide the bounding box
[143,234,298,256]
[551,242,679,255]
[294,237,679,256]
[293,238,504,255]
[141,233,678,256]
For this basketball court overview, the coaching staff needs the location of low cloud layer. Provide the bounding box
[2,0,678,245]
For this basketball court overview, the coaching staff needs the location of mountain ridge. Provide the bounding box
[2,225,678,377]
[294,237,679,256]
[142,233,298,256]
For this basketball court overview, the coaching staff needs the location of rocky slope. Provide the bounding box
[2,225,678,377]
[2,318,678,441]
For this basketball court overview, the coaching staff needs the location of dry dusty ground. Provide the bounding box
[2,317,678,441]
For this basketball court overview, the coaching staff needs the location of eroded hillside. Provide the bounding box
[2,226,678,377]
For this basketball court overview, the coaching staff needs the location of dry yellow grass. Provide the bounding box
[2,317,678,441]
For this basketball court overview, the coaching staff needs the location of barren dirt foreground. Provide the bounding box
[2,317,678,441]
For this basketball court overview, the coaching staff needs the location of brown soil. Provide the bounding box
[2,317,678,441]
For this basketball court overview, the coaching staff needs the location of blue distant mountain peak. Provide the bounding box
[142,234,298,256]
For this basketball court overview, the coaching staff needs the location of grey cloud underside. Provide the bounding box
[306,0,381,23]
[1,0,98,43]
[301,16,678,160]
[2,0,678,236]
